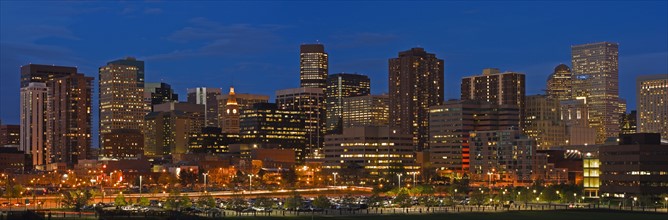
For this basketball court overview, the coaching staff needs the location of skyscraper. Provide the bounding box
[524,94,566,149]
[636,74,668,139]
[470,128,538,185]
[221,86,240,134]
[46,73,93,167]
[300,44,328,90]
[546,64,573,101]
[571,42,623,143]
[19,64,92,169]
[99,57,146,158]
[560,99,597,145]
[144,102,205,156]
[620,110,637,135]
[20,82,48,168]
[389,48,444,151]
[325,73,370,134]
[342,94,389,128]
[239,103,306,163]
[0,124,20,147]
[428,100,520,173]
[20,64,76,88]
[461,68,526,128]
[276,87,325,159]
[217,92,269,129]
[187,87,222,127]
[144,82,178,111]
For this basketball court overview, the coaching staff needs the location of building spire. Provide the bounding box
[226,86,237,105]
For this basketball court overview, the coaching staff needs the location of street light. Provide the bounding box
[203,173,209,194]
[396,173,403,188]
[332,172,338,186]
[248,174,254,194]
[411,172,418,187]
[139,175,142,199]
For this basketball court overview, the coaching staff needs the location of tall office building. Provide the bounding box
[101,129,144,160]
[46,73,93,167]
[620,110,637,135]
[0,124,20,147]
[144,82,178,111]
[187,87,222,128]
[239,103,306,163]
[99,57,146,157]
[144,102,205,156]
[470,128,538,185]
[20,64,77,88]
[19,64,79,169]
[276,87,325,159]
[323,127,418,177]
[546,64,573,101]
[428,100,520,173]
[217,92,269,128]
[461,68,526,128]
[524,94,566,149]
[389,48,444,151]
[221,86,240,134]
[560,99,597,145]
[188,127,239,154]
[571,42,623,143]
[325,73,370,134]
[20,64,93,168]
[636,74,668,140]
[342,94,389,128]
[20,83,49,168]
[300,44,328,90]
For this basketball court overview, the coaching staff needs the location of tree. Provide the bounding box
[197,194,216,208]
[114,193,128,206]
[540,188,560,203]
[281,169,297,187]
[368,193,384,207]
[393,189,412,207]
[138,197,150,206]
[469,189,486,206]
[285,192,303,210]
[158,172,176,186]
[4,184,24,204]
[179,170,198,186]
[254,196,274,209]
[61,190,93,211]
[312,195,331,209]
[226,196,247,211]
[165,190,191,211]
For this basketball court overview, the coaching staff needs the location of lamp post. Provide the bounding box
[139,175,142,199]
[332,172,338,186]
[248,174,254,194]
[396,173,403,188]
[203,173,208,194]
[411,172,418,187]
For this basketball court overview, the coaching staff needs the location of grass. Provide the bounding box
[230,210,668,220]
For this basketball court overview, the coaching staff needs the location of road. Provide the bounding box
[0,186,372,211]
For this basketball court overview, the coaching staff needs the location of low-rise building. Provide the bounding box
[600,133,668,198]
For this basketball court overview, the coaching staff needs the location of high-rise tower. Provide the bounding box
[300,44,328,90]
[571,42,623,143]
[389,48,444,151]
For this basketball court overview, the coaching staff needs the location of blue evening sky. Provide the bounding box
[1,1,667,146]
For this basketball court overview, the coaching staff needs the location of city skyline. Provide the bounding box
[0,2,667,217]
[1,1,667,130]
